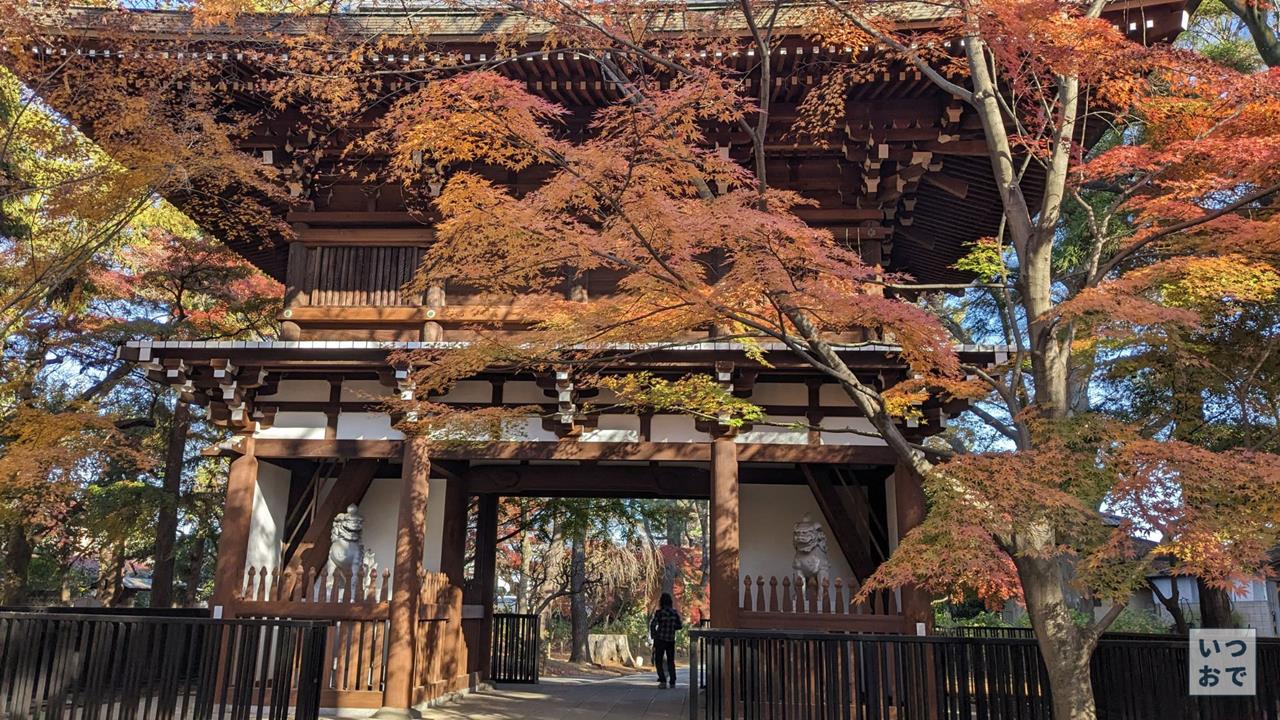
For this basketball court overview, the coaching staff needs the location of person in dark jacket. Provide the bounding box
[648,592,683,688]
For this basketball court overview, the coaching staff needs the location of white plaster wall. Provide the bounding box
[739,484,856,585]
[818,417,887,446]
[246,460,290,572]
[256,379,331,403]
[435,380,492,404]
[341,380,395,402]
[736,416,808,445]
[748,383,808,406]
[818,384,857,407]
[580,414,641,443]
[336,412,405,440]
[515,417,560,442]
[503,381,550,404]
[650,414,707,443]
[590,386,619,404]
[255,411,327,439]
[350,477,400,579]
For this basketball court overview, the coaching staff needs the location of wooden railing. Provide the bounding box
[737,575,912,633]
[413,569,477,705]
[234,566,466,709]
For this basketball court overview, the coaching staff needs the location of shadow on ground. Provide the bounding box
[419,667,691,719]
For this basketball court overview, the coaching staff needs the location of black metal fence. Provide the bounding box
[490,613,540,684]
[936,626,1037,640]
[0,612,329,720]
[690,628,1280,720]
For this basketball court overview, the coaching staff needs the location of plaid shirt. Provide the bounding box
[649,607,683,643]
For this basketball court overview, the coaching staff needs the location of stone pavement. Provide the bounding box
[419,668,691,720]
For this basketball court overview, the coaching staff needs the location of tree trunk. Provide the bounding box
[568,534,588,663]
[180,533,207,606]
[1149,579,1189,635]
[697,501,709,591]
[662,503,681,595]
[0,524,33,605]
[1018,547,1100,720]
[151,398,191,608]
[1044,652,1098,720]
[517,504,533,614]
[1218,0,1280,68]
[97,542,126,607]
[1198,580,1236,628]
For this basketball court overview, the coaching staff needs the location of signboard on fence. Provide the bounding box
[1190,628,1256,696]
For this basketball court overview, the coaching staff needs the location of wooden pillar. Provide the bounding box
[281,240,307,340]
[377,438,432,717]
[475,494,500,677]
[894,460,932,631]
[211,435,257,610]
[438,476,470,587]
[709,433,740,628]
[422,284,445,342]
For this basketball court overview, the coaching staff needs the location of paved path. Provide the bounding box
[420,668,691,720]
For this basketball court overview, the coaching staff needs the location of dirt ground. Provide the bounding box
[541,654,648,678]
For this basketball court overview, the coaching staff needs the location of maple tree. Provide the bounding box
[2,0,1277,716]
[268,1,1280,716]
[0,0,285,604]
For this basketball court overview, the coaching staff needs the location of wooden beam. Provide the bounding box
[294,227,434,245]
[234,438,902,464]
[802,465,879,583]
[279,305,555,325]
[922,173,970,199]
[281,459,379,594]
[918,140,989,156]
[467,465,707,497]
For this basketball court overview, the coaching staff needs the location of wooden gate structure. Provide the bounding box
[9,0,1193,714]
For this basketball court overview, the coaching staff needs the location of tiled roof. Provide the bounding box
[59,2,954,40]
[120,338,1009,354]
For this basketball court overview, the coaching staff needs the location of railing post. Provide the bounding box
[688,632,699,720]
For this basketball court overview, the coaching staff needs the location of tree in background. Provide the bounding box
[0,5,284,600]
[494,497,664,663]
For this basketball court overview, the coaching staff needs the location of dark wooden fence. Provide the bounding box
[690,628,1280,720]
[490,613,540,684]
[0,612,329,720]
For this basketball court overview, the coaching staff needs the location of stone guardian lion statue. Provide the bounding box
[329,504,376,586]
[792,513,832,592]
